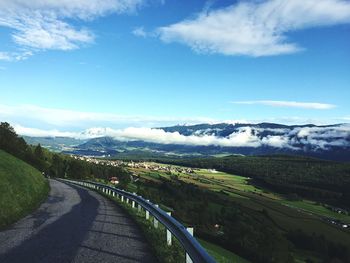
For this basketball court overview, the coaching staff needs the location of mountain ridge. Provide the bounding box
[22,122,350,161]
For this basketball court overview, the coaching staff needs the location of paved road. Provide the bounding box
[0,179,156,263]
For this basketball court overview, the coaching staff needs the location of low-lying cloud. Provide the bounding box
[14,123,350,151]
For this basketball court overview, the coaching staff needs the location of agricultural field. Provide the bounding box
[130,162,349,222]
[129,162,278,197]
[281,199,350,224]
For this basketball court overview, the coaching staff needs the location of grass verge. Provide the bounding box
[0,150,49,229]
[99,190,186,263]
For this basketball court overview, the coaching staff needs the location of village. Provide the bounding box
[71,155,197,174]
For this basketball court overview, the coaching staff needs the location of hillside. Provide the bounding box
[0,150,49,229]
[158,155,350,208]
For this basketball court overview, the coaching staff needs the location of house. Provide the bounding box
[110,177,119,185]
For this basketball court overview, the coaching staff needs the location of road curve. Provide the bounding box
[0,179,156,263]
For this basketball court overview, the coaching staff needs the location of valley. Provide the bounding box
[2,122,349,262]
[82,157,350,262]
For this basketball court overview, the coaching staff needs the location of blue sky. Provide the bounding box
[0,0,350,135]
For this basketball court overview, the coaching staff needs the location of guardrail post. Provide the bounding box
[138,203,141,212]
[146,200,150,220]
[121,196,124,202]
[132,200,135,209]
[166,212,172,246]
[154,205,159,228]
[126,198,129,204]
[186,227,194,263]
[112,191,115,197]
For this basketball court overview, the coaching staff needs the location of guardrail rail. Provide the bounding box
[58,178,216,263]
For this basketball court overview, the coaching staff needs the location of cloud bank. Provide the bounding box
[233,100,336,110]
[0,0,144,60]
[14,123,350,151]
[156,0,350,56]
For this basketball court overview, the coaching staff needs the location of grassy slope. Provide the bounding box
[198,239,250,263]
[0,150,49,229]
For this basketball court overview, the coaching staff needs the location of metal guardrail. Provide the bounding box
[59,179,216,263]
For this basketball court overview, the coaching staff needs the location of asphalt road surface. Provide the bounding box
[0,179,156,263]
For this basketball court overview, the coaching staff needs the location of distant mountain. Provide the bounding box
[23,136,86,152]
[23,122,350,161]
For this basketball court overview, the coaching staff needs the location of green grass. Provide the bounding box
[281,200,350,223]
[0,150,49,229]
[198,239,250,263]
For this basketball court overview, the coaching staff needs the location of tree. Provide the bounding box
[34,144,44,160]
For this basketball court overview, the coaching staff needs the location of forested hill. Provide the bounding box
[157,155,350,208]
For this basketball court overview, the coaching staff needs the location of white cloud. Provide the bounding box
[0,52,12,61]
[232,100,336,110]
[0,0,144,59]
[132,27,148,37]
[13,124,78,138]
[13,125,264,147]
[0,51,33,61]
[156,0,350,56]
[111,126,262,147]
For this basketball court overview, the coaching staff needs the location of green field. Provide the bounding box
[131,163,280,199]
[281,199,350,224]
[0,150,49,229]
[199,239,250,263]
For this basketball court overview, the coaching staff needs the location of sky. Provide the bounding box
[0,0,350,137]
